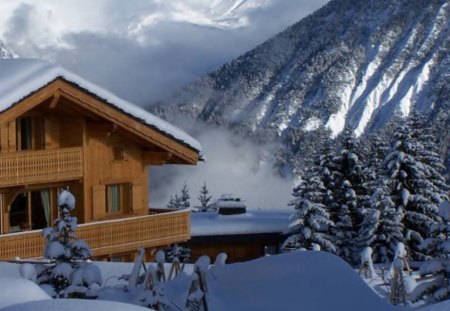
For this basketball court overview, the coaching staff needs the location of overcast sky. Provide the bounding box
[0,0,330,209]
[0,0,329,105]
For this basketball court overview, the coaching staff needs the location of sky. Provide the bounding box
[0,0,329,209]
[0,0,328,104]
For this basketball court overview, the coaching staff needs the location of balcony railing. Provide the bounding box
[0,209,191,260]
[0,147,83,187]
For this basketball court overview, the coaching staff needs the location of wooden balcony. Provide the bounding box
[0,147,83,187]
[0,209,190,260]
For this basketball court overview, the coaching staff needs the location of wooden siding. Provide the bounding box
[187,233,285,263]
[83,126,149,221]
[0,147,83,187]
[0,209,190,260]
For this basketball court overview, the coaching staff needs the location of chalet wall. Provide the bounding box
[59,117,84,148]
[0,121,16,152]
[83,124,148,222]
[187,233,285,263]
[43,115,61,149]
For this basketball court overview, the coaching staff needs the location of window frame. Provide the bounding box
[105,183,131,214]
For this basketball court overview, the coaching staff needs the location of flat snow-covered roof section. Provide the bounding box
[0,58,201,152]
[191,210,290,236]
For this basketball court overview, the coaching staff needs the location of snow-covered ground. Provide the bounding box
[202,251,400,311]
[1,299,153,311]
[0,251,415,311]
[3,250,450,310]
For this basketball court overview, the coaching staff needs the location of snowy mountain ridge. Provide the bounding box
[154,0,450,156]
[0,41,16,59]
[129,0,270,33]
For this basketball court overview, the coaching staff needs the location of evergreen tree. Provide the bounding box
[180,183,191,209]
[167,195,178,209]
[283,163,336,253]
[360,131,390,184]
[378,116,448,260]
[197,182,212,212]
[38,189,101,297]
[357,185,404,263]
[410,206,450,303]
[327,128,367,264]
[356,129,404,263]
[167,193,183,209]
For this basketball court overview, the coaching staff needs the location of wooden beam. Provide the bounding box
[142,151,173,165]
[49,94,60,109]
[0,83,59,125]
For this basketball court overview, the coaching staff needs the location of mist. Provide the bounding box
[149,126,293,210]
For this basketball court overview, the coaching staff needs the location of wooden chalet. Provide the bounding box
[0,59,201,261]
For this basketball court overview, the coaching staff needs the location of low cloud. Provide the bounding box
[1,0,329,105]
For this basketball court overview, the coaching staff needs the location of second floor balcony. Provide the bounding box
[0,147,83,187]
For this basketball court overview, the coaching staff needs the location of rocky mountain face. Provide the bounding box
[0,41,16,59]
[153,0,450,175]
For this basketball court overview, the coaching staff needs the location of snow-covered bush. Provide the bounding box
[35,189,102,298]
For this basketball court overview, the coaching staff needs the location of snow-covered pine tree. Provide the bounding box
[408,113,449,206]
[283,162,336,253]
[357,184,404,263]
[432,111,450,181]
[379,116,447,260]
[360,131,390,184]
[167,194,182,209]
[180,183,191,209]
[197,182,212,212]
[331,182,356,264]
[410,204,450,303]
[328,128,367,264]
[38,189,102,297]
[167,195,177,209]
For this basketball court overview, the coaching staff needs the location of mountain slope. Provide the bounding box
[156,0,449,146]
[126,0,271,41]
[0,41,16,59]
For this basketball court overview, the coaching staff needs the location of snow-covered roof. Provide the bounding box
[217,194,240,200]
[214,200,246,209]
[190,210,290,236]
[0,59,201,152]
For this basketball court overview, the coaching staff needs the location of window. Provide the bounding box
[16,116,44,151]
[9,189,54,232]
[106,183,131,214]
